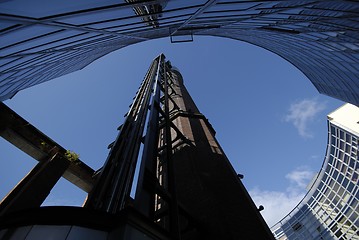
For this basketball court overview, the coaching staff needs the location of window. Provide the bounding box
[340,130,345,140]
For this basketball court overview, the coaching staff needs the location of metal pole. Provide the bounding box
[163,59,181,240]
[134,54,163,217]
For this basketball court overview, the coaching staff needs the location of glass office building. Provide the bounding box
[1,1,359,104]
[271,103,359,240]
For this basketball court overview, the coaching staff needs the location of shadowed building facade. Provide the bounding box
[163,67,272,239]
[0,1,359,104]
[271,104,359,240]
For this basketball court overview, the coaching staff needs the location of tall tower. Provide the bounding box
[0,55,274,239]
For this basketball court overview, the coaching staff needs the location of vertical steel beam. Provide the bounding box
[85,56,160,213]
[162,60,181,239]
[134,54,163,218]
[133,56,181,239]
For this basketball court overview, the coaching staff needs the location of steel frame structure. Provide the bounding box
[0,54,274,239]
[84,54,188,238]
[0,103,94,216]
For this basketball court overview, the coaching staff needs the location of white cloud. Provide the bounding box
[249,188,304,227]
[284,98,326,138]
[249,166,316,227]
[286,166,315,191]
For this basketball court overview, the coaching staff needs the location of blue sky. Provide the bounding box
[0,36,343,226]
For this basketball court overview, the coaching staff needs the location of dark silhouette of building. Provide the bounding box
[0,1,359,105]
